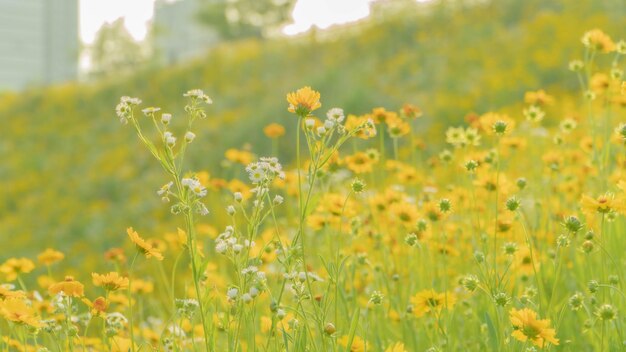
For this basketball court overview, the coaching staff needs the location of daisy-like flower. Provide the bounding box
[581,29,615,53]
[387,117,411,138]
[401,103,422,119]
[390,202,420,227]
[92,272,129,291]
[0,285,25,301]
[337,335,367,352]
[127,227,164,261]
[523,105,545,123]
[141,107,161,116]
[385,342,407,352]
[182,177,207,197]
[287,86,321,116]
[524,90,554,106]
[410,289,456,317]
[37,248,65,266]
[183,89,213,104]
[48,276,85,297]
[263,123,286,138]
[0,299,43,328]
[445,126,467,147]
[345,152,376,174]
[509,308,559,347]
[0,258,35,281]
[580,193,625,215]
[82,296,107,316]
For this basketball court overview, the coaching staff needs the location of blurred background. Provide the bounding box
[0,0,624,265]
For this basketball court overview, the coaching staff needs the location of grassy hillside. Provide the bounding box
[0,0,624,261]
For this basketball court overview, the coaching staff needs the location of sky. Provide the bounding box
[79,0,378,44]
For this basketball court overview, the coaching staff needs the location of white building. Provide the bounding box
[0,0,79,91]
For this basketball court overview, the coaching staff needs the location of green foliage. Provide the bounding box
[196,0,297,39]
[0,0,624,262]
[88,18,150,79]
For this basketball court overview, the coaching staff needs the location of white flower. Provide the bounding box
[157,181,174,196]
[183,89,213,104]
[184,131,196,143]
[226,288,239,300]
[181,178,207,197]
[161,113,172,124]
[523,105,545,123]
[242,293,252,303]
[215,241,228,254]
[326,108,344,122]
[142,107,161,116]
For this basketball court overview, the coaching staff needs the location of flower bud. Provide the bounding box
[324,322,336,335]
[185,131,196,143]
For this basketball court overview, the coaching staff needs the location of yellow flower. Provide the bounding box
[37,248,65,266]
[225,148,255,165]
[0,285,26,301]
[345,152,376,174]
[127,227,164,261]
[49,276,85,297]
[387,116,411,138]
[509,308,559,347]
[581,193,625,215]
[337,335,367,352]
[385,342,407,352]
[478,112,515,136]
[92,272,129,291]
[263,123,286,138]
[390,202,420,227]
[287,86,321,116]
[524,89,554,106]
[110,336,136,352]
[131,279,154,294]
[582,29,615,53]
[0,299,43,328]
[0,258,35,281]
[410,289,456,317]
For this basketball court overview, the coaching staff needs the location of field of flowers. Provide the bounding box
[1,27,626,351]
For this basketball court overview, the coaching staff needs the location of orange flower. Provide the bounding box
[92,272,129,291]
[37,248,65,266]
[287,86,321,116]
[263,123,286,138]
[82,296,107,316]
[48,276,85,297]
[0,258,35,281]
[345,152,376,174]
[127,227,164,261]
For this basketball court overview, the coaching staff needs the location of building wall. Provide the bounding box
[0,0,78,91]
